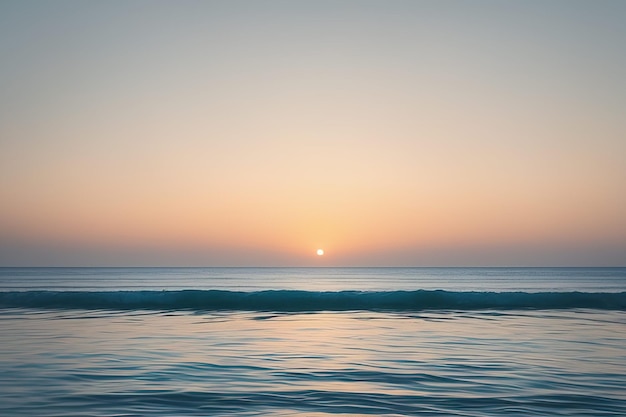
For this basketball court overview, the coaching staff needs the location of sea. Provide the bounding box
[1,267,625,417]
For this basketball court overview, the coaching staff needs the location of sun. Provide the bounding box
[316,249,324,256]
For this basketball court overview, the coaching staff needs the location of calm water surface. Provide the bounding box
[1,267,625,416]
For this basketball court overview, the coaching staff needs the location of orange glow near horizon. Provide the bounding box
[1,2,625,266]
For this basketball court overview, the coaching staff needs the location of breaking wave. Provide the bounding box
[1,289,625,311]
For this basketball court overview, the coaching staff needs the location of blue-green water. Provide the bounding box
[1,267,625,416]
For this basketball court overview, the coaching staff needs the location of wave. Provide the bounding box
[1,289,625,311]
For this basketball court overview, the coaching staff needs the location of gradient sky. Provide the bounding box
[1,0,625,266]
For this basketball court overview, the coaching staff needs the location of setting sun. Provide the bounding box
[317,249,324,256]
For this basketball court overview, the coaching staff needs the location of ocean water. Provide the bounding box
[1,267,625,416]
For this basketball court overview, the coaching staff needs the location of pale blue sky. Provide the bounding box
[1,1,625,266]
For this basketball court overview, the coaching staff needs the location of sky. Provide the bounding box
[1,0,625,266]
